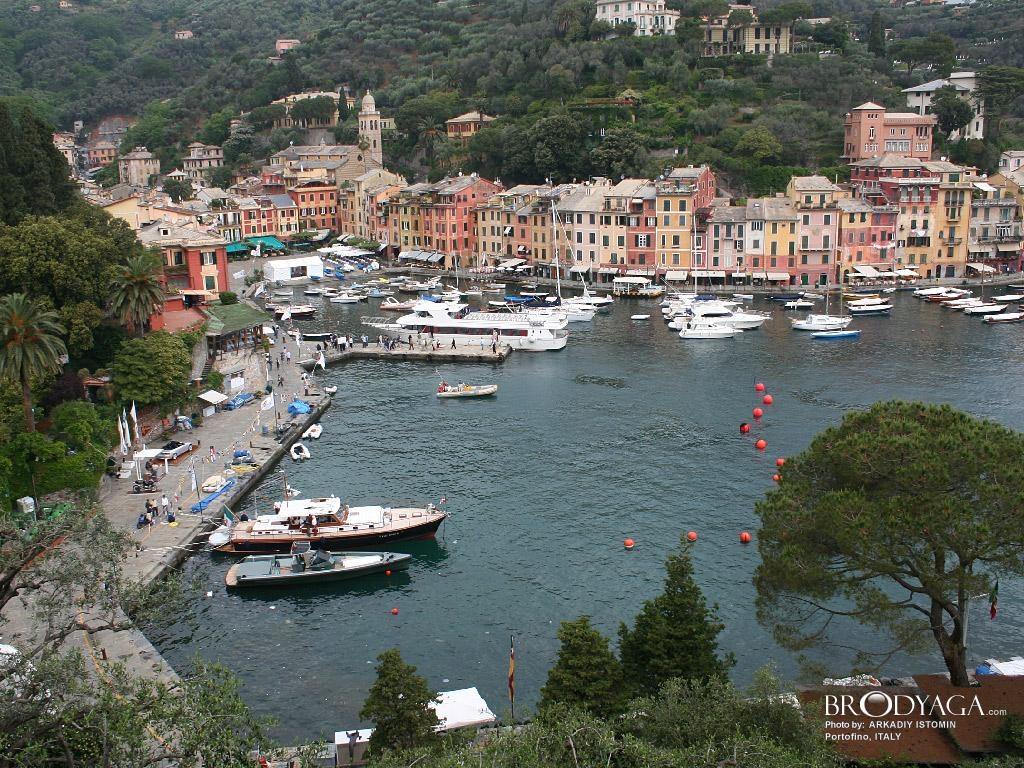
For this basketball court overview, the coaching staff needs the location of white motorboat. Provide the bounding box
[378,296,419,312]
[565,284,614,311]
[330,293,363,304]
[302,423,323,440]
[848,303,893,315]
[846,296,886,307]
[303,287,323,296]
[272,288,294,297]
[791,313,853,331]
[992,294,1024,303]
[290,442,311,461]
[274,305,316,319]
[783,299,815,310]
[962,303,1005,315]
[324,385,338,395]
[436,382,498,398]
[984,312,1024,324]
[387,299,568,351]
[631,314,650,320]
[733,293,754,300]
[678,318,741,339]
[942,298,985,310]
[321,287,341,298]
[811,329,861,340]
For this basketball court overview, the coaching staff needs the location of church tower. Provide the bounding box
[358,90,383,166]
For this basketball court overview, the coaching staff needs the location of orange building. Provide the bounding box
[842,102,935,163]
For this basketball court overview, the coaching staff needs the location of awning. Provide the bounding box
[692,270,726,278]
[967,262,997,273]
[852,264,880,277]
[568,264,592,273]
[426,252,445,263]
[664,270,689,281]
[247,235,286,249]
[226,242,250,254]
[731,272,747,278]
[896,268,919,277]
[752,271,769,280]
[179,289,216,297]
[497,258,526,269]
[598,267,620,274]
[517,245,527,253]
[766,272,791,281]
[133,448,164,460]
[973,182,998,193]
[997,243,1020,251]
[626,268,655,276]
[198,390,229,405]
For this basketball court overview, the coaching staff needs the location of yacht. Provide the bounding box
[678,318,741,339]
[387,300,569,351]
[791,313,853,331]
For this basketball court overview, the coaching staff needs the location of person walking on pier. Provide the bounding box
[451,338,456,349]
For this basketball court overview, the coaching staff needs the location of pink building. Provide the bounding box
[418,174,503,269]
[788,176,842,286]
[842,102,935,163]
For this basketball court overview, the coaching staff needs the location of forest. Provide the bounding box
[1,0,1023,193]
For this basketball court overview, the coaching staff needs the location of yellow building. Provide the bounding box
[653,165,717,279]
[702,5,792,56]
[925,160,977,279]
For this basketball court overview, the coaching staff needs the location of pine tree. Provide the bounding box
[360,649,440,755]
[538,616,628,718]
[618,538,732,697]
[867,11,886,57]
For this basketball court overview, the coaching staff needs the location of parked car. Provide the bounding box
[158,440,194,460]
[224,392,256,410]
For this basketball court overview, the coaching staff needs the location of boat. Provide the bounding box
[962,303,1005,315]
[302,423,323,439]
[274,305,317,320]
[202,474,229,493]
[297,331,333,343]
[768,293,803,301]
[791,280,852,331]
[782,299,815,310]
[321,287,341,298]
[983,312,1024,324]
[848,303,893,315]
[210,497,449,554]
[290,442,311,461]
[631,314,651,320]
[330,293,363,304]
[846,297,886,307]
[387,299,568,351]
[303,287,323,296]
[365,286,393,298]
[992,294,1024,303]
[733,293,754,300]
[378,296,419,312]
[811,329,862,340]
[611,276,661,297]
[678,318,741,339]
[272,288,293,297]
[436,381,498,398]
[324,385,338,395]
[224,544,412,589]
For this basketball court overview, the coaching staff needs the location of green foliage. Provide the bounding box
[538,616,627,718]
[996,714,1024,750]
[204,370,225,393]
[0,100,76,226]
[287,95,337,125]
[359,648,440,755]
[162,177,194,203]
[867,11,885,57]
[930,86,975,138]
[218,291,238,305]
[618,538,732,698]
[196,107,234,146]
[0,293,67,432]
[889,32,955,75]
[590,126,649,180]
[111,331,191,414]
[108,253,165,334]
[93,161,119,188]
[754,401,1024,687]
[47,400,111,453]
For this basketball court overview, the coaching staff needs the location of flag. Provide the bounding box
[116,412,128,456]
[317,351,327,370]
[261,392,275,411]
[253,282,266,297]
[233,269,245,280]
[279,306,292,322]
[129,401,140,443]
[121,409,132,450]
[508,635,515,706]
[990,580,999,620]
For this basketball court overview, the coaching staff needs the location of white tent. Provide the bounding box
[263,255,325,284]
[197,390,229,405]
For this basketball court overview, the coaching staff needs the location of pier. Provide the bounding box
[298,342,512,370]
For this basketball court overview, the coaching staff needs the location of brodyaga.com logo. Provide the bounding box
[825,691,988,719]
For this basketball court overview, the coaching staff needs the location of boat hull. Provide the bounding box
[437,384,498,398]
[214,513,447,554]
[225,550,411,588]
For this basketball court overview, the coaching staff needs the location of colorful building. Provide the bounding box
[138,219,229,296]
[654,165,717,280]
[445,112,497,145]
[787,176,843,286]
[842,102,935,163]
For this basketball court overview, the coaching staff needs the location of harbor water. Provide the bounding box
[147,291,1024,742]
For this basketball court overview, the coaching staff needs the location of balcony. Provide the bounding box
[976,233,1022,244]
[972,198,1018,208]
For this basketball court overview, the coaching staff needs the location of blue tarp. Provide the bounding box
[190,478,236,514]
[287,400,312,415]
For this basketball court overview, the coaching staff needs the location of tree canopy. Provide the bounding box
[0,100,76,226]
[111,331,192,413]
[755,401,1024,687]
[538,616,627,718]
[359,648,440,755]
[930,86,975,139]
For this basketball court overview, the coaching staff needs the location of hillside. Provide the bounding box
[2,0,1023,192]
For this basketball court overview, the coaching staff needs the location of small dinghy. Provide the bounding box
[290,442,311,461]
[302,423,323,440]
[436,381,498,398]
[811,329,861,340]
[631,314,651,320]
[225,544,412,588]
[324,385,338,395]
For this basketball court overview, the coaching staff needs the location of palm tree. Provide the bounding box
[0,293,67,432]
[109,253,165,335]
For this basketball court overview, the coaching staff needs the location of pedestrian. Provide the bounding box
[492,341,497,354]
[285,349,292,363]
[451,338,456,349]
[278,374,284,387]
[209,445,217,461]
[408,334,414,350]
[168,507,178,524]
[160,493,170,518]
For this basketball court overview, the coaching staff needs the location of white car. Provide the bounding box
[158,440,194,460]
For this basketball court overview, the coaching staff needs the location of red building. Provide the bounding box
[842,102,935,163]
[139,219,231,297]
[416,174,503,269]
[289,179,339,233]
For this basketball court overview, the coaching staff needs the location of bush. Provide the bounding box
[219,291,238,305]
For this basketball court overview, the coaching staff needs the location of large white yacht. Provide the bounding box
[390,300,569,351]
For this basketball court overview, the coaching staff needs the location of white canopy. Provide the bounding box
[967,262,997,273]
[133,448,164,459]
[568,264,592,273]
[497,258,526,269]
[198,390,229,405]
[852,264,881,277]
[766,272,791,281]
[432,687,497,731]
[664,270,689,281]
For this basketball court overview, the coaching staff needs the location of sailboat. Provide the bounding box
[545,204,597,323]
[791,279,852,331]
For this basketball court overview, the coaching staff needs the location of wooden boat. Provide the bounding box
[290,442,311,461]
[379,296,419,312]
[436,382,498,398]
[811,329,861,340]
[210,497,449,553]
[225,545,411,588]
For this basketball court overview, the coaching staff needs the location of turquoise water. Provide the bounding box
[148,292,1024,741]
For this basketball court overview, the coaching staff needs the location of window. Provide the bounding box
[201,252,217,266]
[204,275,216,290]
[734,240,743,251]
[636,234,649,247]
[801,236,809,250]
[802,215,810,225]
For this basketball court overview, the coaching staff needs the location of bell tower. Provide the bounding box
[358,90,383,166]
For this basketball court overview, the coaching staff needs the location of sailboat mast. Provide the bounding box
[552,200,562,300]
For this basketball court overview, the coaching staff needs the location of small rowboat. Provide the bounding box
[290,442,311,461]
[811,329,861,340]
[436,382,498,398]
[631,314,651,320]
[324,385,338,395]
[302,423,323,440]
[225,546,412,588]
